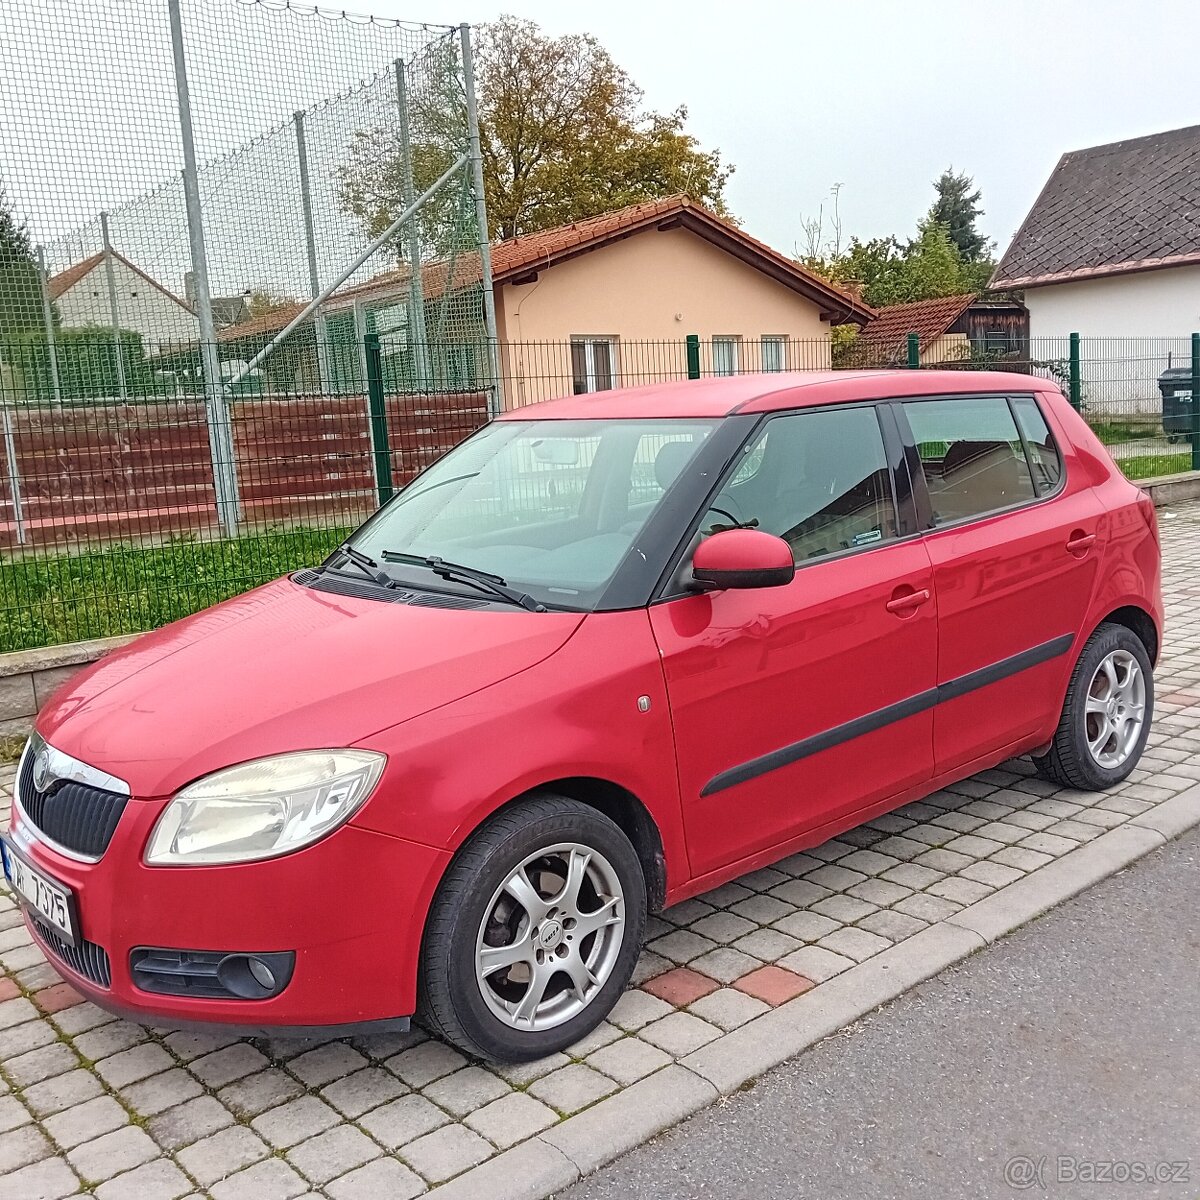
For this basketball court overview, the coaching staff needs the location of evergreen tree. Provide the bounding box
[0,185,49,339]
[928,168,990,263]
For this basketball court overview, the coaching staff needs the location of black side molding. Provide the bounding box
[701,633,1076,797]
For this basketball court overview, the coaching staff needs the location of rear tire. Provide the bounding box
[1034,623,1153,790]
[418,793,646,1062]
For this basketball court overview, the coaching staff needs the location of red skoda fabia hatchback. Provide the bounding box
[4,371,1162,1061]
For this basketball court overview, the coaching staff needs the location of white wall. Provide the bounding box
[1025,264,1200,336]
[1025,266,1200,414]
[57,259,199,352]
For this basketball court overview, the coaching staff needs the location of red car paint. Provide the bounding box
[12,371,1162,1031]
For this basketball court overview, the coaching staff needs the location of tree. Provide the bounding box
[0,184,50,341]
[928,168,990,263]
[899,218,972,301]
[246,289,299,319]
[338,15,732,247]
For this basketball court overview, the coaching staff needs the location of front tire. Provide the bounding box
[418,794,646,1062]
[1034,623,1153,790]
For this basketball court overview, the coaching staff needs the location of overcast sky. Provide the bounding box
[374,0,1200,260]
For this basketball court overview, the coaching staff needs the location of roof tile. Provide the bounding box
[992,124,1200,287]
[857,293,975,363]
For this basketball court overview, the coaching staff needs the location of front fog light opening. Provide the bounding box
[130,947,295,1000]
[217,952,291,999]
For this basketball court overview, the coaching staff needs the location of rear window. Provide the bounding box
[903,397,1037,525]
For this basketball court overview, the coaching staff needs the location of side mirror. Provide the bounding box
[692,529,795,590]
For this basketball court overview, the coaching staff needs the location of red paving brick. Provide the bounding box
[0,977,20,1002]
[641,967,721,1007]
[733,965,815,1006]
[34,982,84,1013]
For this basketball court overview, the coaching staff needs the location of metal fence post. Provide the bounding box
[2,407,26,547]
[685,334,701,380]
[460,23,503,417]
[1191,333,1200,473]
[168,0,240,537]
[35,247,62,408]
[365,334,394,506]
[1068,332,1082,410]
[99,213,129,400]
[395,59,430,393]
[906,332,920,368]
[295,110,331,395]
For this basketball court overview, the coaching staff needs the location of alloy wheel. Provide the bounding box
[1084,649,1146,770]
[474,842,625,1032]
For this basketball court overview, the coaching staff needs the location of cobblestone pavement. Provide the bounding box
[2,502,1199,1200]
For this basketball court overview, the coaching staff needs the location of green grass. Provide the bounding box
[1116,452,1193,481]
[1088,419,1163,444]
[0,525,350,654]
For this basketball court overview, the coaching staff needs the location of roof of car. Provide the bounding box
[499,370,1059,420]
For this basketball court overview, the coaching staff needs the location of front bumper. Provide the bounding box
[8,794,450,1032]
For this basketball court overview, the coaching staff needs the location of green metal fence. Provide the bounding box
[1,332,1197,655]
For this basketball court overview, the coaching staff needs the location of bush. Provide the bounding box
[1,326,157,401]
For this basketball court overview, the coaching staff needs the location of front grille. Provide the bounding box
[18,749,127,859]
[32,919,112,989]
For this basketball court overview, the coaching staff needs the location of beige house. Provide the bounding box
[49,251,199,352]
[487,196,873,405]
[215,195,874,405]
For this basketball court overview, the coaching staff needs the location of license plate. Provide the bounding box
[1,836,77,945]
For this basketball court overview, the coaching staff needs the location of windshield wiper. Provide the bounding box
[327,543,395,587]
[381,552,546,612]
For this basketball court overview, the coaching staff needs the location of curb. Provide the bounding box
[428,781,1200,1200]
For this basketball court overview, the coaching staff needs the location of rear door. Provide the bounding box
[650,403,938,878]
[897,392,1102,774]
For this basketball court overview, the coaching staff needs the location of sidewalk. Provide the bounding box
[2,501,1199,1200]
[564,826,1200,1200]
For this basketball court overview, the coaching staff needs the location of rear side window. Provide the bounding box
[903,397,1037,525]
[1011,396,1063,494]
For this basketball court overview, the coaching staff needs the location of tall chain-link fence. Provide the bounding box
[1,0,497,538]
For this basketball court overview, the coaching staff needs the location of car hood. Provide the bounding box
[37,576,584,798]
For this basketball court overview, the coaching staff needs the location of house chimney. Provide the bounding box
[184,270,196,305]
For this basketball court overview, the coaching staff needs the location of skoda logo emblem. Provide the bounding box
[31,748,53,793]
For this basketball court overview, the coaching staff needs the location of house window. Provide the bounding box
[570,337,616,394]
[712,336,741,376]
[761,336,786,372]
[983,329,1012,355]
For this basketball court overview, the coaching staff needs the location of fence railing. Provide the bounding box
[1,333,1198,654]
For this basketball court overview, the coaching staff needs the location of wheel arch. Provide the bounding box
[1094,603,1160,666]
[446,777,669,914]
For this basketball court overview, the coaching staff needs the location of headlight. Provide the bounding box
[144,750,386,866]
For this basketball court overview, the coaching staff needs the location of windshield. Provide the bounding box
[347,418,718,608]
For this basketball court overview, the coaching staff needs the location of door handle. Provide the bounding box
[886,588,931,614]
[1066,531,1096,554]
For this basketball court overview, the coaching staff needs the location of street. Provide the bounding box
[564,827,1200,1200]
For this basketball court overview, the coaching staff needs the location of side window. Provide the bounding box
[1011,396,1064,494]
[903,396,1037,525]
[703,407,898,563]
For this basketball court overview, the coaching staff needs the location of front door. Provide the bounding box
[898,392,1103,773]
[650,404,939,878]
